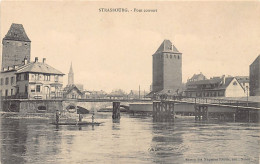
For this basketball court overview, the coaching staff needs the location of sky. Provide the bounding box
[1,1,260,92]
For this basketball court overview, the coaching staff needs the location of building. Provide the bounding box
[0,57,64,99]
[107,89,127,99]
[188,73,207,82]
[128,90,149,99]
[148,39,182,97]
[236,76,249,91]
[68,62,74,86]
[63,85,83,99]
[75,84,84,91]
[185,76,246,98]
[2,23,31,70]
[250,55,260,96]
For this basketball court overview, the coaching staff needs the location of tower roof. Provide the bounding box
[69,62,73,74]
[3,23,31,42]
[155,39,181,54]
[251,55,260,66]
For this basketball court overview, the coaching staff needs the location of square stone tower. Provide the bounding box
[249,55,260,96]
[152,39,182,94]
[1,23,31,70]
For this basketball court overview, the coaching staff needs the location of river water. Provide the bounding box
[0,113,259,164]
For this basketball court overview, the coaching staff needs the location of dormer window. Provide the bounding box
[233,81,237,85]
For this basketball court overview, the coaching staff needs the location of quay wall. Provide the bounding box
[2,99,63,113]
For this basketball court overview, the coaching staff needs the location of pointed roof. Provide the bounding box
[155,39,181,54]
[16,62,64,75]
[69,62,73,74]
[3,23,31,42]
[250,55,260,66]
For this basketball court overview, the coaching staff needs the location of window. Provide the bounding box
[11,77,14,85]
[233,81,237,85]
[36,85,41,92]
[44,75,50,81]
[35,74,39,80]
[5,90,8,96]
[24,73,29,80]
[31,85,35,92]
[11,89,13,95]
[0,78,3,85]
[55,75,59,82]
[17,74,21,81]
[5,77,9,85]
[17,87,19,94]
[31,74,35,80]
[178,55,180,59]
[25,85,28,93]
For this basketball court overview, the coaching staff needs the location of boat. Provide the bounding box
[50,121,102,126]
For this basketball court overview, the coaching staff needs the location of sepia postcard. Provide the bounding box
[0,1,259,163]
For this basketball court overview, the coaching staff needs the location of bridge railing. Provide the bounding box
[155,96,258,108]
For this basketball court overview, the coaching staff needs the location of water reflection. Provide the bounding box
[1,113,259,163]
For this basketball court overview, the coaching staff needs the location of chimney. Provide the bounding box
[222,75,226,84]
[14,66,18,69]
[24,58,28,64]
[3,67,7,71]
[35,57,38,62]
[43,58,46,63]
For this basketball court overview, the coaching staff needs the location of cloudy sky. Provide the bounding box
[1,1,260,92]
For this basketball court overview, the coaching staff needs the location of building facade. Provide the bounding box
[250,55,260,96]
[2,23,31,70]
[152,39,182,95]
[0,57,64,99]
[185,76,246,98]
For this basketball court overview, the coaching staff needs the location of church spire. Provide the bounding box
[68,62,74,85]
[69,62,73,74]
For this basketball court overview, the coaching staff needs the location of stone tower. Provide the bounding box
[152,39,182,94]
[1,23,31,70]
[68,62,74,85]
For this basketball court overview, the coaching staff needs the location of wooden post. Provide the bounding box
[112,102,120,119]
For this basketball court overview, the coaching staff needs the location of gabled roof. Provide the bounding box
[64,85,83,96]
[16,62,64,75]
[3,23,31,42]
[186,76,244,91]
[155,39,181,54]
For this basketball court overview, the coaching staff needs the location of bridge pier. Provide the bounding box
[153,101,174,122]
[194,105,208,121]
[112,102,120,119]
